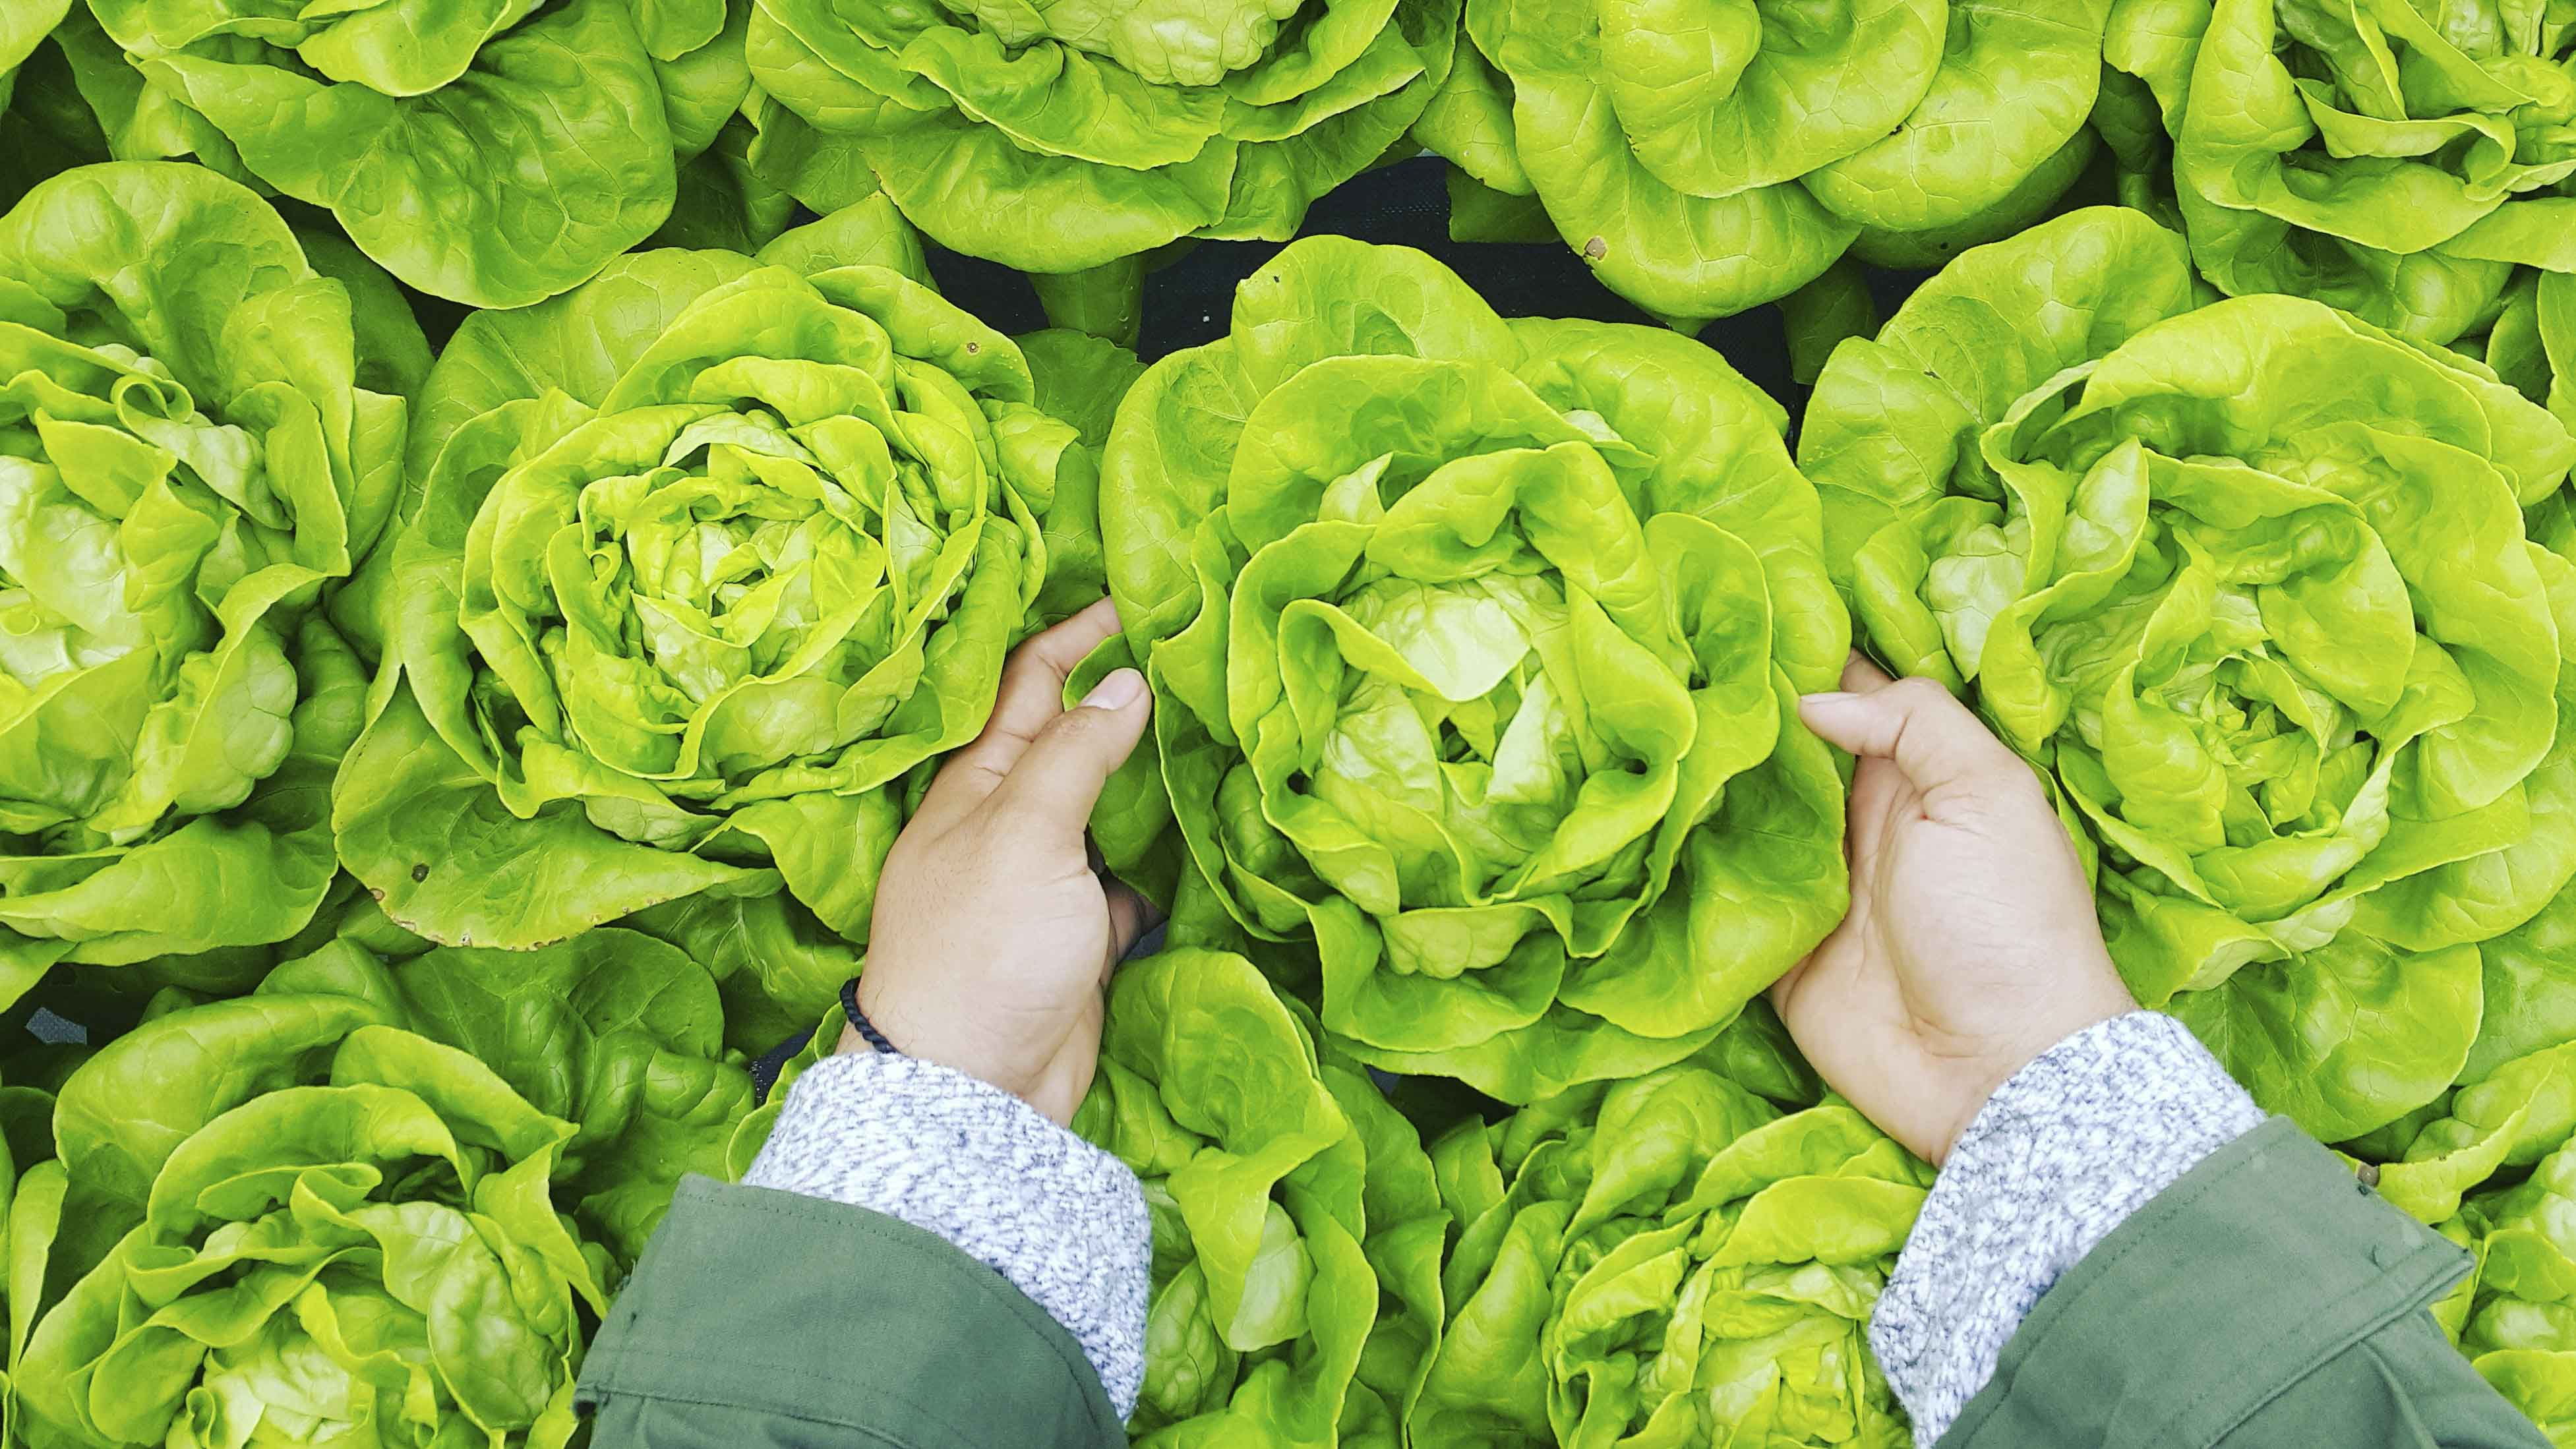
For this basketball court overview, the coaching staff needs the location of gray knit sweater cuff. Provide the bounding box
[742,1051,1150,1419]
[1869,1011,2265,1446]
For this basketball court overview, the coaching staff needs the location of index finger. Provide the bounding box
[1840,653,1895,693]
[913,597,1125,827]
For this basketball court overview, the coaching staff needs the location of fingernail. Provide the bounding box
[1799,692,1859,711]
[1080,668,1145,711]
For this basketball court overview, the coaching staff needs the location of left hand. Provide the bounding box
[852,598,1158,1124]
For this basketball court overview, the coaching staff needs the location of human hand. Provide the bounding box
[1770,656,2138,1164]
[853,598,1156,1124]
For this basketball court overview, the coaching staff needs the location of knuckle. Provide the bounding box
[1987,763,2050,804]
[879,835,934,880]
[1054,702,1128,748]
[1046,705,1106,744]
[1959,755,2051,808]
[998,652,1050,693]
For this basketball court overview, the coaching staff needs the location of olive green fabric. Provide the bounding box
[580,1128,2542,1449]
[577,1176,1123,1448]
[1946,1119,2546,1448]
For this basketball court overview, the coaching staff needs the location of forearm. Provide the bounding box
[742,1050,1151,1419]
[1870,1011,2267,1442]
[1875,1011,2533,1449]
[574,1167,1133,1446]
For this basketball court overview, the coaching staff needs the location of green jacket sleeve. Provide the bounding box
[576,1175,1126,1449]
[1943,1120,2546,1449]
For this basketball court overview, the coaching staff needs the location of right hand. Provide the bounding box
[853,599,1157,1125]
[1770,656,2138,1165]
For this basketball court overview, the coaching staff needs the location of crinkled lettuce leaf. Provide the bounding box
[0,163,419,1013]
[1091,235,1850,1103]
[332,202,1130,1032]
[1803,206,2576,1140]
[1072,946,1447,1446]
[1414,0,2110,328]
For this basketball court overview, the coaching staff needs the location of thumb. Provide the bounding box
[1799,676,2027,792]
[988,668,1152,841]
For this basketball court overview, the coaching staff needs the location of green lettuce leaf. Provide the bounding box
[1022,328,1150,626]
[0,163,420,1013]
[1093,235,1851,1103]
[1412,1064,1928,1446]
[1803,206,2576,1141]
[0,1062,62,1438]
[332,204,1127,1028]
[1414,0,2110,328]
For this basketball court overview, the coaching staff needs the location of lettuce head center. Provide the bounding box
[0,461,156,675]
[495,402,963,781]
[1942,425,2445,866]
[1284,568,1619,896]
[3,347,263,667]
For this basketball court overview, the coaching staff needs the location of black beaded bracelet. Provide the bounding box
[839,976,901,1056]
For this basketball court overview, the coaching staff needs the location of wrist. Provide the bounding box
[1871,1012,2264,1439]
[742,1050,1151,1416]
[846,976,969,1075]
[835,976,905,1059]
[851,978,1040,1106]
[1934,986,2136,1164]
[849,982,963,1069]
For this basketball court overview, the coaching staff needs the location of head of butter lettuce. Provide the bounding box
[330,200,1131,1043]
[1084,235,1851,1104]
[1074,945,1449,1446]
[0,162,423,1013]
[7,1000,607,1449]
[2101,0,2575,347]
[53,0,756,306]
[1408,1063,1928,1446]
[1801,206,2576,1144]
[1412,0,2111,333]
[744,0,1462,337]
